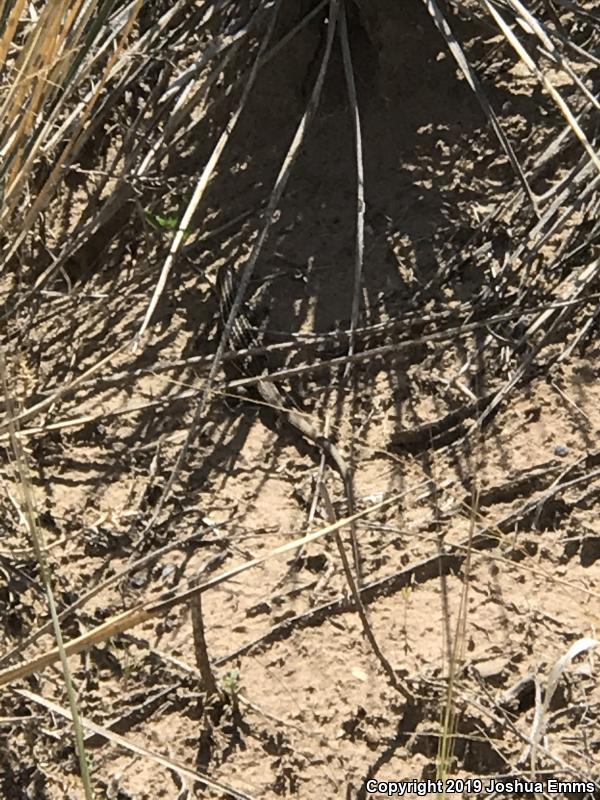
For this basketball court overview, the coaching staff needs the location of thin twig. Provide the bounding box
[340,0,365,375]
[320,484,412,701]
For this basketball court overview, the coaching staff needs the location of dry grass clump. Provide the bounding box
[0,1,599,797]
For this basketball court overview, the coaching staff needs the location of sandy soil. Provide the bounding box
[1,2,599,798]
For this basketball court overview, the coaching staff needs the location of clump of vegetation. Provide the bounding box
[0,1,598,797]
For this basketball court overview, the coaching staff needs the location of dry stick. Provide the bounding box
[320,484,412,701]
[340,0,365,372]
[0,342,128,433]
[430,95,594,292]
[131,0,294,536]
[555,302,600,365]
[466,257,600,437]
[474,164,600,350]
[525,255,600,339]
[1,5,246,326]
[1,180,134,327]
[25,300,469,403]
[2,7,194,320]
[510,173,598,290]
[0,0,27,69]
[0,391,199,443]
[2,295,594,445]
[141,1,328,179]
[448,680,600,792]
[1,471,444,671]
[6,453,600,688]
[189,592,218,696]
[1,291,595,447]
[46,0,187,160]
[222,296,591,392]
[134,10,256,176]
[339,0,364,586]
[505,161,599,280]
[3,0,125,164]
[506,0,600,109]
[214,459,600,666]
[185,553,231,703]
[1,0,102,202]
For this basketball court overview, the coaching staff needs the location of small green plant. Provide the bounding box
[221,667,241,698]
[144,208,192,238]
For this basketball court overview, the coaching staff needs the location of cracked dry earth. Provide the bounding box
[1,2,600,799]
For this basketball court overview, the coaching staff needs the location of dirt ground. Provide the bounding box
[1,1,599,798]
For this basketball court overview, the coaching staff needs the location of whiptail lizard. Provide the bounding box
[216,262,361,584]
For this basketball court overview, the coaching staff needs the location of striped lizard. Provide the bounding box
[216,262,361,584]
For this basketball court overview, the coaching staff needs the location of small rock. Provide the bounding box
[554,444,569,457]
[474,657,508,684]
[131,571,146,588]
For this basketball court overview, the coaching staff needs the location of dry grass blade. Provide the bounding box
[0,350,94,799]
[0,342,128,434]
[340,0,365,373]
[482,0,600,174]
[2,0,599,792]
[437,485,479,794]
[223,296,593,391]
[0,532,223,671]
[506,0,600,110]
[528,638,599,775]
[1,0,143,253]
[467,256,600,435]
